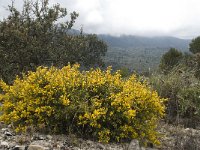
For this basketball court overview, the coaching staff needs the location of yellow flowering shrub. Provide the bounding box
[0,64,165,144]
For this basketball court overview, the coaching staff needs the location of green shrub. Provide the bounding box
[0,64,165,144]
[149,65,200,127]
[189,36,200,54]
[178,85,200,118]
[159,48,183,74]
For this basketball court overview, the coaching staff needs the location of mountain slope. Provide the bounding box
[98,35,191,72]
[99,35,190,50]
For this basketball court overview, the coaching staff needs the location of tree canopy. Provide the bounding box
[159,48,183,73]
[189,36,200,54]
[0,0,107,83]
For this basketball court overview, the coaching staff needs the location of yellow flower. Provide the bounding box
[0,64,165,144]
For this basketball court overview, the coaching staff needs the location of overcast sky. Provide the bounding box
[1,0,200,39]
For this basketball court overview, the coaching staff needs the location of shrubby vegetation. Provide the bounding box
[0,64,165,144]
[150,65,200,127]
[149,37,200,127]
[102,35,189,73]
[159,48,183,73]
[0,0,168,146]
[0,0,107,83]
[1,0,200,147]
[189,36,200,54]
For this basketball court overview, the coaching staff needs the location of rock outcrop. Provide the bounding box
[0,122,200,150]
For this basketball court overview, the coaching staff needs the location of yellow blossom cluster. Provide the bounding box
[0,64,165,144]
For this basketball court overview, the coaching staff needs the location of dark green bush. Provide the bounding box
[189,36,200,54]
[159,48,183,74]
[0,0,107,83]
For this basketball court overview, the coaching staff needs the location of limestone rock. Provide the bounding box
[28,145,46,150]
[46,135,52,140]
[128,139,140,150]
[0,141,9,148]
[13,145,26,150]
[5,131,13,136]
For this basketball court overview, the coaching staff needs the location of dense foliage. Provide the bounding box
[150,65,200,127]
[0,0,107,83]
[0,64,165,144]
[150,41,200,127]
[159,48,183,73]
[189,36,200,54]
[102,35,189,73]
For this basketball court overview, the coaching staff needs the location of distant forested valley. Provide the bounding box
[99,35,191,72]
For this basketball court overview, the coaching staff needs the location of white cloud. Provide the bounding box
[1,0,200,38]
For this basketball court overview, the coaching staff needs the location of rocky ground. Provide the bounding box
[0,122,200,150]
[157,123,200,150]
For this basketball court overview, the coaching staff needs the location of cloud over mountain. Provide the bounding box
[1,0,200,38]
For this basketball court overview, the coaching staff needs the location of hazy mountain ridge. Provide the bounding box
[67,29,191,72]
[67,29,190,50]
[98,34,191,72]
[98,34,190,50]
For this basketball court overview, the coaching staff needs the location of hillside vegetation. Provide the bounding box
[0,0,107,83]
[0,0,200,149]
[150,41,200,127]
[100,35,190,72]
[0,0,166,146]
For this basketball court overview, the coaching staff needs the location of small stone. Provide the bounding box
[46,135,52,140]
[9,142,17,148]
[28,145,46,150]
[86,140,93,145]
[1,141,9,148]
[38,136,45,140]
[30,141,51,149]
[72,147,81,150]
[128,139,140,150]
[1,128,9,132]
[13,145,26,150]
[96,143,105,149]
[5,131,13,136]
[185,128,190,131]
[8,124,12,128]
